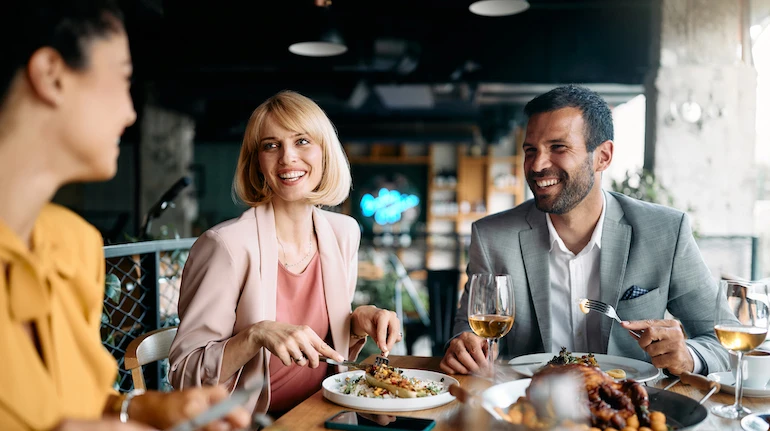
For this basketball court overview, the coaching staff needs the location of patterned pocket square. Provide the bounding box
[621,285,649,300]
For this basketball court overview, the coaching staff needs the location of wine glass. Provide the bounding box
[712,279,770,419]
[467,273,515,378]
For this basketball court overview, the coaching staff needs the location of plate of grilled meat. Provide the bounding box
[483,363,707,430]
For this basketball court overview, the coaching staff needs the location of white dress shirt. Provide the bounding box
[547,193,605,353]
[545,191,703,373]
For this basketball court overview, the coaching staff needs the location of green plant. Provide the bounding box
[354,272,429,317]
[123,224,180,243]
[101,273,121,345]
[610,169,675,207]
[611,168,699,237]
[353,259,430,358]
[102,273,122,389]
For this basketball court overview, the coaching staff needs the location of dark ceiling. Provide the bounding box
[122,0,656,142]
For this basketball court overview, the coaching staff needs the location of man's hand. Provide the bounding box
[440,331,488,375]
[621,319,694,375]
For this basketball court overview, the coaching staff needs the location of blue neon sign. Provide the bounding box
[360,188,420,225]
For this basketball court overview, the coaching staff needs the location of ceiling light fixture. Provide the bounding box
[469,0,529,17]
[289,0,348,57]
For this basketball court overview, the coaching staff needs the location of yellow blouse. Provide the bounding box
[0,204,117,430]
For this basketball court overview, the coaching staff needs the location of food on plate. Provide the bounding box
[534,364,653,428]
[364,363,421,398]
[578,298,590,315]
[497,364,668,430]
[544,348,627,380]
[546,347,599,368]
[337,364,444,399]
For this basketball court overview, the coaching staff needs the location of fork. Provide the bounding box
[374,355,389,367]
[581,298,642,339]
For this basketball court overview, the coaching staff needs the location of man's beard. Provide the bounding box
[529,156,594,214]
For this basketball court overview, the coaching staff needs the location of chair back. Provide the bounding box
[426,269,461,356]
[124,327,178,390]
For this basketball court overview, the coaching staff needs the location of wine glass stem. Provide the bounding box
[488,338,497,379]
[734,351,745,410]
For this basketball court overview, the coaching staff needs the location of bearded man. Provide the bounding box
[440,85,730,377]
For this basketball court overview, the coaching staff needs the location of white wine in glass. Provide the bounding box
[711,279,770,419]
[467,273,515,377]
[468,314,515,339]
[713,325,767,352]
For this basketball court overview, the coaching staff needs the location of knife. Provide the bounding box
[320,356,369,370]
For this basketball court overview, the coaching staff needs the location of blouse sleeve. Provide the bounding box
[168,230,243,389]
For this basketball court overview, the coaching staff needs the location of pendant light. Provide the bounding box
[469,0,530,17]
[289,0,347,57]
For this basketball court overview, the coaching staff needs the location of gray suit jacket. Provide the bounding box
[453,191,730,374]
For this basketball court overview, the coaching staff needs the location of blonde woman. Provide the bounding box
[169,91,401,416]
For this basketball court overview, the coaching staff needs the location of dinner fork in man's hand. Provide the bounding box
[580,298,642,339]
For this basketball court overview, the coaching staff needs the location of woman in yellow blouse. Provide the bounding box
[0,1,249,430]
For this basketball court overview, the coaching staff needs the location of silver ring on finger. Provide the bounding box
[294,354,305,363]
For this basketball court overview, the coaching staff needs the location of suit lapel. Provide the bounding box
[599,192,631,346]
[312,208,349,357]
[520,206,551,351]
[254,203,278,322]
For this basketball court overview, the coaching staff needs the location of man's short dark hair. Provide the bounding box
[0,0,124,107]
[523,84,614,152]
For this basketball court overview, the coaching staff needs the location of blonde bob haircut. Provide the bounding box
[233,90,352,207]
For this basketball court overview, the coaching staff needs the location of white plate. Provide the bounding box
[508,352,660,383]
[742,413,770,431]
[707,371,770,398]
[481,378,532,418]
[322,369,458,412]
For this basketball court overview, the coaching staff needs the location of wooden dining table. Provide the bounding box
[268,355,770,431]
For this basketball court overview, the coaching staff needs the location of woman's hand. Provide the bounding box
[128,386,251,430]
[351,305,402,355]
[250,320,344,367]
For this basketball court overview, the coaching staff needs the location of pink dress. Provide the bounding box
[268,253,330,414]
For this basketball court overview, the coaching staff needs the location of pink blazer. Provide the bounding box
[168,202,364,414]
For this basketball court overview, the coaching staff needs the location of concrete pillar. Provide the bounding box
[140,104,197,239]
[646,0,757,235]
